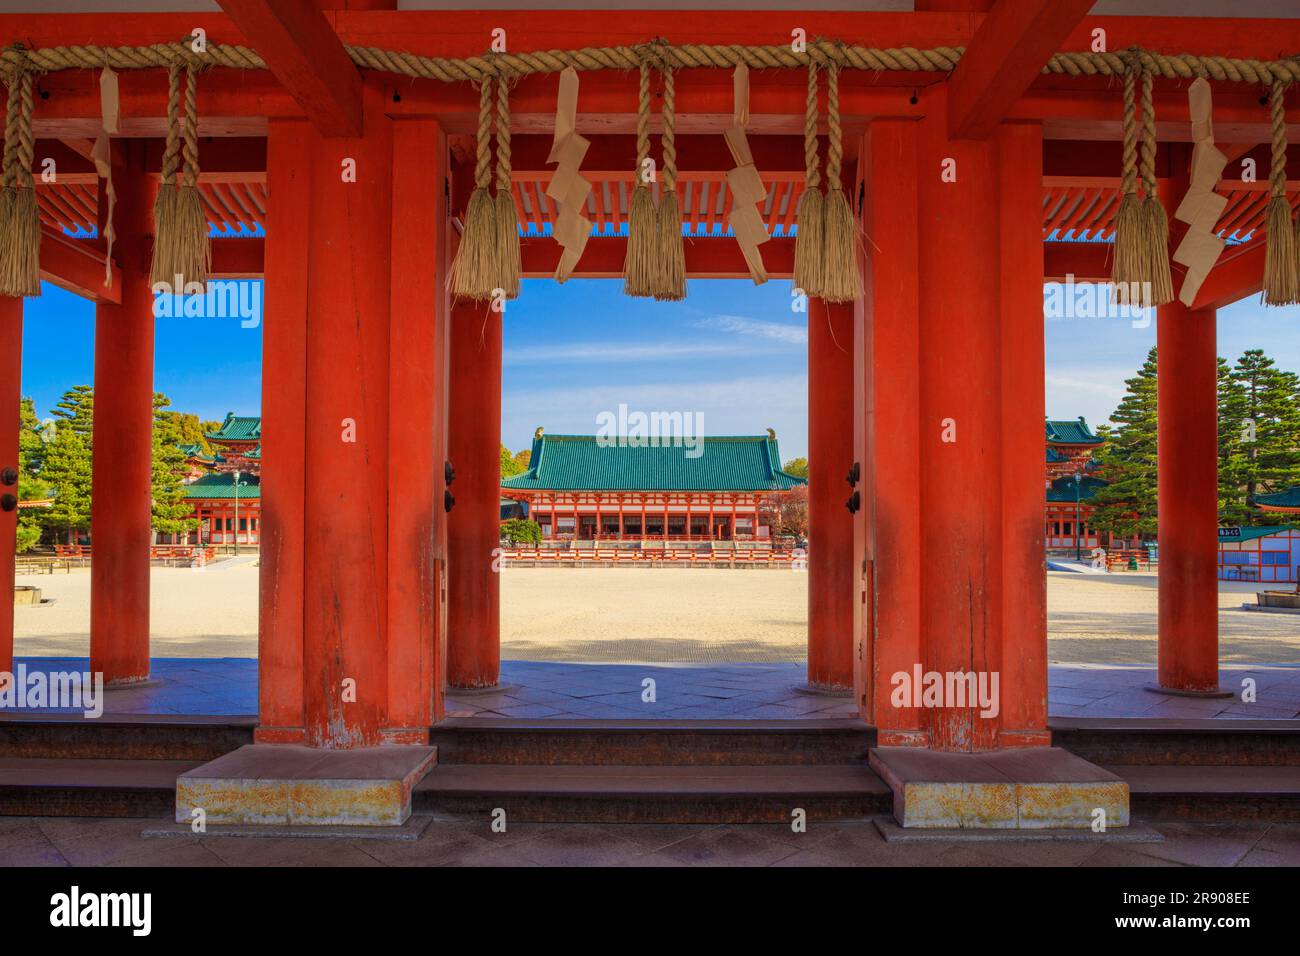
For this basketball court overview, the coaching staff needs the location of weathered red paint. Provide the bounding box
[860,119,925,747]
[89,139,153,686]
[1157,298,1222,692]
[997,121,1050,747]
[807,298,855,691]
[256,117,311,743]
[0,295,20,678]
[386,116,448,733]
[446,302,503,690]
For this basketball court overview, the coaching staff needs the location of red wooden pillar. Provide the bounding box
[447,302,502,689]
[0,296,20,677]
[1157,299,1222,693]
[258,83,443,747]
[909,88,1048,751]
[387,116,449,732]
[808,297,855,690]
[860,119,924,743]
[90,139,154,686]
[257,117,310,739]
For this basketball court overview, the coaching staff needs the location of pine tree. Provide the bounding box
[51,384,94,439]
[152,393,200,537]
[1222,349,1300,523]
[39,397,93,541]
[15,398,49,552]
[1089,347,1159,538]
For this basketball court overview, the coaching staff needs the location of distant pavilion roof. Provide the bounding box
[206,413,262,443]
[1046,474,1107,502]
[1046,417,1102,445]
[501,432,806,493]
[1255,487,1300,512]
[182,472,261,501]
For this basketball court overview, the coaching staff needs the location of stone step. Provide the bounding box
[1052,718,1300,766]
[0,714,255,761]
[0,757,198,817]
[415,763,891,823]
[429,718,875,766]
[1113,764,1300,821]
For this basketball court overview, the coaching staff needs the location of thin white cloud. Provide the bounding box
[696,314,807,345]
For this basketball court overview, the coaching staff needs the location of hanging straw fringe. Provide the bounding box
[494,72,521,300]
[819,61,858,303]
[654,65,685,301]
[793,62,824,297]
[1263,80,1300,305]
[1139,67,1173,306]
[451,79,499,300]
[1111,59,1146,306]
[0,68,40,297]
[624,60,657,297]
[152,65,209,289]
[150,64,181,285]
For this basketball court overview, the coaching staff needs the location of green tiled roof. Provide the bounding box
[206,412,261,442]
[1256,486,1300,510]
[1046,447,1067,463]
[182,472,261,500]
[178,443,213,461]
[1046,417,1102,445]
[1219,525,1295,542]
[1046,474,1107,502]
[501,432,807,492]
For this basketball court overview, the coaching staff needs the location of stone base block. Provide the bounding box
[176,744,437,826]
[869,746,1128,829]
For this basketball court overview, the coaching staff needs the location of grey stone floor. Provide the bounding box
[5,658,1300,720]
[2,815,1298,867]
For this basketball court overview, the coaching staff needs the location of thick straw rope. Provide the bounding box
[820,59,857,303]
[624,59,656,297]
[793,62,822,297]
[450,78,498,299]
[1111,57,1144,306]
[8,41,1300,85]
[149,64,182,284]
[1263,79,1299,306]
[0,69,39,296]
[655,64,684,301]
[1139,66,1172,306]
[494,72,520,299]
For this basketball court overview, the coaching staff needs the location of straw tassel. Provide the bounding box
[793,61,824,297]
[0,68,41,297]
[1263,79,1300,305]
[1111,59,1146,307]
[1138,67,1172,306]
[494,72,521,300]
[819,61,858,303]
[152,65,209,289]
[654,64,685,301]
[451,79,499,300]
[624,61,657,297]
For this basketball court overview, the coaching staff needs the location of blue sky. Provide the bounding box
[19,277,1300,462]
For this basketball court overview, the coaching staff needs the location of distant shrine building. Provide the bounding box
[175,413,263,546]
[500,430,806,541]
[1043,417,1109,551]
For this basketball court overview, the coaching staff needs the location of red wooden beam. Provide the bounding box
[39,227,121,304]
[948,0,1095,139]
[216,0,363,137]
[1042,242,1110,282]
[1191,242,1264,311]
[211,237,267,279]
[521,235,794,279]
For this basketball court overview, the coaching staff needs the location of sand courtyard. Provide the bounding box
[10,562,1300,665]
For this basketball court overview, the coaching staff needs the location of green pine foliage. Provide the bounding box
[151,393,201,537]
[1090,346,1300,537]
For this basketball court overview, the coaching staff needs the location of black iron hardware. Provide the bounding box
[0,494,15,512]
[0,467,16,486]
[444,489,455,513]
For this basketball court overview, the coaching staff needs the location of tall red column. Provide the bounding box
[257,84,445,748]
[90,139,154,686]
[1157,300,1223,693]
[446,302,502,689]
[911,88,1048,751]
[808,297,855,690]
[860,120,923,742]
[0,296,21,678]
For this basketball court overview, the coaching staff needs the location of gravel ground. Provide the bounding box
[12,563,1300,664]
